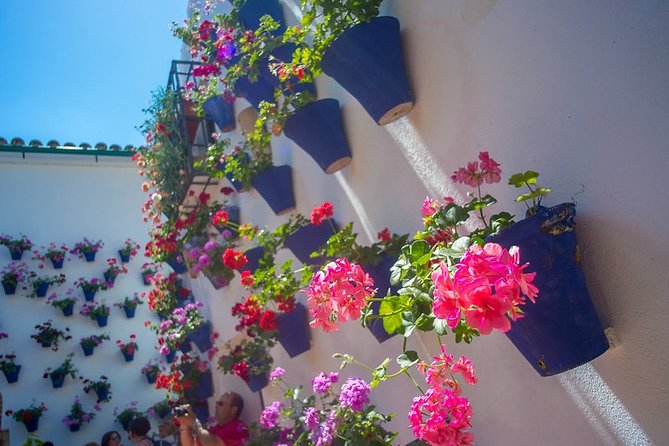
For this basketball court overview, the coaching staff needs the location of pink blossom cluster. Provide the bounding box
[305,258,374,332]
[451,151,502,187]
[408,345,476,446]
[432,242,538,335]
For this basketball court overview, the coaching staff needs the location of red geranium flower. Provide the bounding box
[222,248,248,270]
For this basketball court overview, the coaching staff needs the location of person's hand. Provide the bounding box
[175,405,197,429]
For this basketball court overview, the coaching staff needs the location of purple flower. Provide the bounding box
[269,367,285,381]
[302,407,320,430]
[312,372,338,394]
[339,377,371,412]
[198,254,210,267]
[217,43,236,62]
[260,401,282,428]
[203,240,217,252]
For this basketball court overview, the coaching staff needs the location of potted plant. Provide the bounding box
[71,237,104,262]
[62,396,96,432]
[178,355,214,402]
[28,273,66,298]
[74,276,109,301]
[148,399,173,419]
[141,359,164,384]
[43,353,78,388]
[288,0,414,125]
[4,401,47,432]
[140,262,157,285]
[30,320,71,351]
[114,292,144,318]
[147,301,205,358]
[136,87,189,221]
[79,334,110,356]
[80,301,111,327]
[0,352,21,383]
[82,375,112,403]
[248,368,396,445]
[46,289,78,316]
[33,242,70,269]
[114,401,145,431]
[116,334,139,362]
[0,233,33,260]
[118,238,141,262]
[1,261,30,295]
[216,335,275,392]
[103,258,128,286]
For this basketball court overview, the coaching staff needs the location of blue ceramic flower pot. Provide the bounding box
[83,251,96,262]
[23,417,39,433]
[190,321,213,353]
[96,315,108,327]
[123,306,136,319]
[487,203,609,376]
[251,165,295,215]
[119,252,131,263]
[284,99,351,174]
[204,95,236,132]
[284,222,337,266]
[83,289,96,302]
[82,345,94,356]
[277,303,311,357]
[321,16,414,125]
[62,303,74,317]
[3,365,20,383]
[50,372,66,388]
[166,255,187,274]
[51,258,64,269]
[364,255,399,343]
[9,246,23,260]
[237,0,285,34]
[2,280,16,295]
[184,369,214,401]
[122,350,135,362]
[35,283,49,298]
[243,246,264,273]
[247,371,269,392]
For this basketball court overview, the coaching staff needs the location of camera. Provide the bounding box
[172,406,189,417]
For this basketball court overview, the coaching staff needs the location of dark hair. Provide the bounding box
[101,431,120,446]
[128,416,151,436]
[229,392,244,418]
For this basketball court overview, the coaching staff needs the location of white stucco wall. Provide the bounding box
[0,154,166,445]
[189,1,669,445]
[1,1,667,445]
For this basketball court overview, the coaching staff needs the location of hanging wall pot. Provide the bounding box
[251,165,295,215]
[284,222,336,266]
[321,16,414,125]
[487,203,609,376]
[284,99,351,174]
[363,255,399,343]
[277,303,311,357]
[203,95,236,133]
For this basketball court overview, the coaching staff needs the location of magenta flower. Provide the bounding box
[339,377,371,412]
[260,401,282,428]
[269,367,285,381]
[312,371,338,394]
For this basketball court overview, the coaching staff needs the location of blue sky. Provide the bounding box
[0,0,186,147]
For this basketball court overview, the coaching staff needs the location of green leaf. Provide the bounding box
[379,297,403,335]
[440,204,470,227]
[396,350,419,368]
[407,240,431,262]
[434,318,449,335]
[508,170,540,187]
[415,313,435,331]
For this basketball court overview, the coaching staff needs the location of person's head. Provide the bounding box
[128,416,151,441]
[215,391,244,424]
[101,431,122,446]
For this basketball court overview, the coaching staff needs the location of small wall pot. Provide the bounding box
[141,272,152,286]
[2,280,16,295]
[123,306,136,319]
[166,255,187,274]
[277,303,311,357]
[165,350,177,364]
[284,222,336,266]
[238,0,286,34]
[122,351,135,362]
[82,345,95,356]
[251,165,295,215]
[104,271,117,285]
[69,423,81,432]
[487,203,609,376]
[145,371,158,384]
[247,371,269,392]
[83,289,96,302]
[9,246,24,260]
[96,315,108,327]
[23,417,39,433]
[95,387,110,402]
[190,321,213,353]
[184,369,214,401]
[243,246,264,273]
[364,255,399,343]
[284,99,352,174]
[34,283,49,298]
[51,258,64,269]
[204,95,236,132]
[50,372,66,388]
[3,365,21,383]
[83,251,97,262]
[234,74,276,111]
[62,303,74,317]
[119,252,131,263]
[321,16,414,125]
